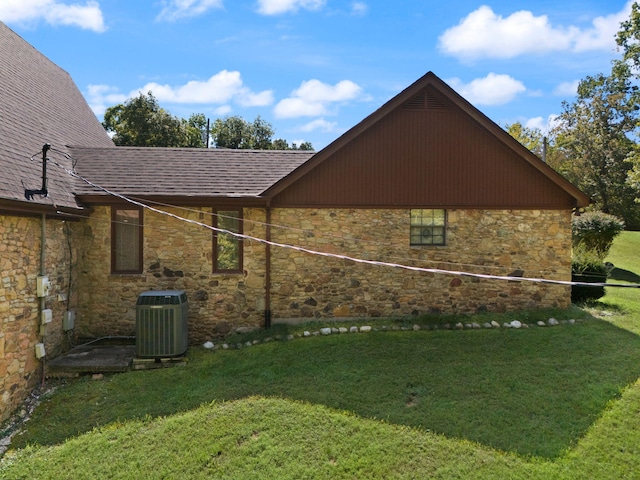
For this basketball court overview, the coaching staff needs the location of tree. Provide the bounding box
[616,1,640,211]
[103,95,313,151]
[552,70,638,225]
[103,92,203,147]
[183,113,209,148]
[505,122,546,158]
[211,115,313,150]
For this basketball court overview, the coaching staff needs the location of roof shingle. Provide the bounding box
[0,22,114,211]
[71,146,313,199]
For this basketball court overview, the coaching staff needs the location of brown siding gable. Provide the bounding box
[264,72,590,210]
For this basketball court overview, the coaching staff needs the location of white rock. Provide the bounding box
[303,331,311,337]
[350,326,359,333]
[455,322,464,329]
[491,321,501,328]
[472,323,481,329]
[548,318,559,326]
[413,324,421,331]
[339,327,348,334]
[360,326,372,333]
[287,334,295,340]
[320,328,332,336]
[483,323,492,329]
[203,341,215,349]
[331,328,340,334]
[245,341,253,347]
[537,321,546,327]
[222,343,229,349]
[568,319,575,325]
[502,322,511,328]
[510,320,522,329]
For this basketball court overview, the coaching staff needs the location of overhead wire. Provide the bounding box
[43,148,639,290]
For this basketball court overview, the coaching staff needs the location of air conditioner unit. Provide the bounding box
[136,290,188,358]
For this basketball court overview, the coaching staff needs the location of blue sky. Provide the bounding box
[0,0,632,149]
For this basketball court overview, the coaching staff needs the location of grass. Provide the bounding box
[1,233,640,479]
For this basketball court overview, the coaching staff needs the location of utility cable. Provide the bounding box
[44,150,639,289]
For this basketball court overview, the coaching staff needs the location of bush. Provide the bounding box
[571,245,607,302]
[572,211,625,259]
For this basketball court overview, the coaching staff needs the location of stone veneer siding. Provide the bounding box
[75,206,268,344]
[74,206,571,344]
[269,208,571,320]
[0,215,74,421]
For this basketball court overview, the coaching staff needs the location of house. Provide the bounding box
[0,21,115,420]
[0,21,589,420]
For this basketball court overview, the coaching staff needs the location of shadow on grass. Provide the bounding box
[609,267,640,283]
[14,315,640,460]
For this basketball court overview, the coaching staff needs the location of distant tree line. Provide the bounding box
[102,92,313,151]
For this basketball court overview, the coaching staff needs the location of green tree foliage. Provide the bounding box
[211,115,313,150]
[103,92,205,147]
[505,122,546,158]
[572,211,625,259]
[617,2,640,210]
[551,68,640,227]
[183,113,209,148]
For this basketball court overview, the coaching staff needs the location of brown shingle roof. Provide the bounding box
[0,22,114,213]
[71,146,314,201]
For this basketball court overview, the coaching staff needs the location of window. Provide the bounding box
[410,209,446,246]
[111,207,143,273]
[214,209,243,272]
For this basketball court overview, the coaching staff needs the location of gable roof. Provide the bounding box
[0,22,114,215]
[72,146,313,205]
[264,72,590,209]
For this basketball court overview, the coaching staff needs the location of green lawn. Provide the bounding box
[1,233,639,479]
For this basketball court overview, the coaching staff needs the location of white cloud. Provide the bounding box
[133,70,274,106]
[351,2,367,16]
[274,79,363,118]
[256,0,325,16]
[524,114,559,134]
[87,71,273,115]
[299,118,338,132]
[214,105,232,115]
[447,73,526,106]
[553,80,580,96]
[86,84,127,116]
[438,2,633,61]
[156,0,223,22]
[0,0,106,32]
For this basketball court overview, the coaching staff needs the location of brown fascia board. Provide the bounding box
[0,198,89,219]
[263,71,590,209]
[75,194,268,208]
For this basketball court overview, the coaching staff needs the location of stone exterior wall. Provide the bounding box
[0,214,75,421]
[73,206,571,345]
[75,206,268,344]
[269,208,572,320]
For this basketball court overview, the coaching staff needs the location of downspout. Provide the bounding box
[39,212,46,385]
[264,201,272,328]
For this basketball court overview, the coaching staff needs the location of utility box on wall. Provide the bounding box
[135,290,188,358]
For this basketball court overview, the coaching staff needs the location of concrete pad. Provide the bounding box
[47,345,136,375]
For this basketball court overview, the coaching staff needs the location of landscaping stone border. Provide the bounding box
[202,317,583,351]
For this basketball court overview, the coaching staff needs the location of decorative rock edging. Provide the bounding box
[202,317,583,351]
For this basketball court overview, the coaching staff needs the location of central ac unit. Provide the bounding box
[136,290,188,358]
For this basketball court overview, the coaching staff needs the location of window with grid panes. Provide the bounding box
[410,209,446,246]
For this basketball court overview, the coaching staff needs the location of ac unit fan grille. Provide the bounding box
[136,290,188,358]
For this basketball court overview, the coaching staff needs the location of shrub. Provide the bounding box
[571,244,607,302]
[572,211,625,259]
